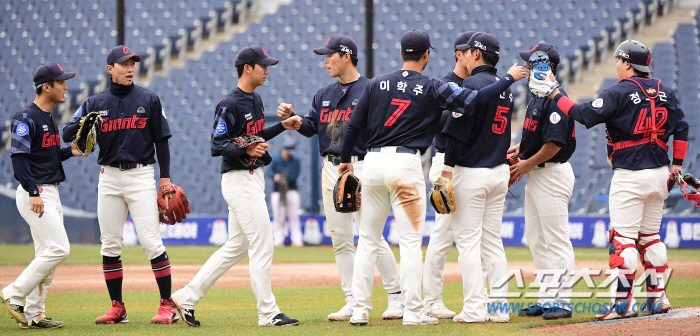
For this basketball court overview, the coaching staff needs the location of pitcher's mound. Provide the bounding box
[529,307,700,336]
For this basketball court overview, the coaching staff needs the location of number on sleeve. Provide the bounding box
[384,99,411,127]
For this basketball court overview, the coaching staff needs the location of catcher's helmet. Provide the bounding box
[614,40,652,73]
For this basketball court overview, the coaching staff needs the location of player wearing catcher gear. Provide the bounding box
[63,46,179,324]
[423,31,473,320]
[545,40,688,320]
[440,32,514,323]
[508,44,577,320]
[338,29,526,326]
[276,34,404,321]
[170,45,302,328]
[1,63,79,329]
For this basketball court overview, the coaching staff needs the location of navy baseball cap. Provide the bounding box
[518,43,560,66]
[106,45,141,64]
[235,45,279,66]
[401,29,434,55]
[454,31,477,51]
[465,32,500,55]
[33,62,75,89]
[314,35,358,56]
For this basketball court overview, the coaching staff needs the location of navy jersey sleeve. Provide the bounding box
[62,101,89,142]
[560,89,619,128]
[299,94,320,137]
[432,81,478,116]
[10,114,34,155]
[149,96,172,142]
[442,108,472,144]
[669,90,689,135]
[348,81,372,130]
[541,100,569,147]
[210,104,237,156]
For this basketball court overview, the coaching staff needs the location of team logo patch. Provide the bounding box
[16,123,29,136]
[448,82,463,94]
[215,120,227,135]
[352,99,358,106]
[43,125,49,131]
[452,112,463,118]
[592,98,604,108]
[339,44,352,54]
[532,109,537,116]
[71,107,82,121]
[99,110,109,117]
[646,88,657,95]
[245,113,253,120]
[137,107,145,113]
[549,112,561,124]
[322,101,330,107]
[402,71,409,77]
[38,187,43,193]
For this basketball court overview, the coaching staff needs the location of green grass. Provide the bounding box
[0,244,698,266]
[0,278,698,335]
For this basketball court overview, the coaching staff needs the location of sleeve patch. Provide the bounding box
[16,123,29,136]
[70,106,82,121]
[215,120,227,135]
[448,82,463,94]
[549,112,561,124]
[592,98,603,108]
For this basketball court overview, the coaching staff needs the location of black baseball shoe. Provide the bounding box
[543,309,572,320]
[178,308,200,327]
[259,313,300,327]
[518,304,545,317]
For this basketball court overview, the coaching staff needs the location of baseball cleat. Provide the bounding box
[20,317,65,329]
[425,302,456,319]
[328,295,354,321]
[95,300,129,324]
[349,311,369,326]
[640,296,671,317]
[404,314,439,326]
[595,298,638,320]
[486,314,510,323]
[382,293,404,320]
[453,312,485,324]
[170,295,200,327]
[258,313,299,327]
[151,298,179,324]
[543,309,572,320]
[518,303,545,317]
[1,291,27,325]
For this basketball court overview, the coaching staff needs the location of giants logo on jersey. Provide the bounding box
[246,119,265,135]
[523,117,538,131]
[100,116,147,132]
[320,108,352,123]
[42,133,61,147]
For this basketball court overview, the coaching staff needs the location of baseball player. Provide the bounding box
[270,142,303,247]
[440,32,514,323]
[62,46,179,324]
[508,44,577,320]
[1,63,79,329]
[423,31,474,320]
[170,45,302,327]
[337,29,526,326]
[544,40,686,319]
[276,34,405,321]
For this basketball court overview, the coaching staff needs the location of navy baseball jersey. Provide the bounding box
[211,87,272,173]
[348,69,481,154]
[63,82,171,165]
[519,89,576,163]
[11,103,74,192]
[433,71,465,153]
[300,77,368,156]
[556,77,689,170]
[443,65,513,167]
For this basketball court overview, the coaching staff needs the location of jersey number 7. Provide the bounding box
[384,99,411,127]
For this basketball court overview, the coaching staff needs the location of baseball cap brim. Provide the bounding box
[313,47,336,55]
[257,57,279,66]
[455,44,470,51]
[113,54,142,64]
[518,50,532,62]
[53,72,76,81]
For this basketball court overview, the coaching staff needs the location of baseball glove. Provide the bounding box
[526,51,559,98]
[158,184,191,224]
[333,170,361,213]
[507,153,519,188]
[232,134,268,167]
[429,176,456,214]
[73,112,101,157]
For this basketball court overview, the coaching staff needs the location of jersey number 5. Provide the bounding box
[492,106,509,134]
[384,99,411,127]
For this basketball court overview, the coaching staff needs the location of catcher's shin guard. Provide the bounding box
[637,232,671,315]
[599,229,637,321]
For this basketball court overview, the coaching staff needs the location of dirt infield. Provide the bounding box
[529,307,700,335]
[1,259,699,293]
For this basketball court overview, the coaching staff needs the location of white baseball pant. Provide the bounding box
[524,162,576,306]
[451,164,510,322]
[271,190,302,246]
[2,185,69,323]
[351,147,426,323]
[172,167,280,323]
[97,165,165,259]
[321,158,400,297]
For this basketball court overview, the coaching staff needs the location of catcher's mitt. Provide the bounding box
[74,112,101,157]
[668,171,700,208]
[232,134,268,167]
[158,184,191,224]
[429,176,456,214]
[334,170,361,213]
[526,51,559,98]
